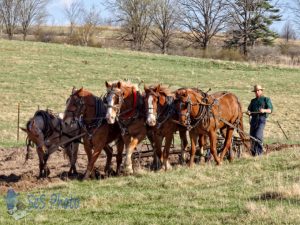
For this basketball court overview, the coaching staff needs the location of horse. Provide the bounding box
[143,84,189,170]
[21,110,82,178]
[63,87,124,179]
[175,88,248,166]
[105,80,148,175]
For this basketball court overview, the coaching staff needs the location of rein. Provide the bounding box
[156,96,176,128]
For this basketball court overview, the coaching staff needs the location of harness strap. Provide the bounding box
[120,88,137,119]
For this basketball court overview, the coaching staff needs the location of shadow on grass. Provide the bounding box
[251,191,300,205]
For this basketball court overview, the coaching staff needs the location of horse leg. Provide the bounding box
[209,131,221,165]
[43,153,50,177]
[189,131,198,167]
[153,135,163,170]
[198,134,206,165]
[65,144,74,176]
[162,133,173,171]
[179,128,188,165]
[82,142,93,180]
[220,127,234,162]
[67,143,79,176]
[72,143,79,175]
[116,139,124,176]
[123,137,139,175]
[103,145,113,177]
[36,148,44,178]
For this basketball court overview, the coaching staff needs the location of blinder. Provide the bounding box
[66,94,85,119]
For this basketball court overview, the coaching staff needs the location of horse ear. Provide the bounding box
[156,84,161,93]
[105,81,111,88]
[72,86,76,94]
[144,84,149,91]
[20,127,28,133]
[117,81,122,89]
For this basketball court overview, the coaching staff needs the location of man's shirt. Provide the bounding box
[248,96,273,117]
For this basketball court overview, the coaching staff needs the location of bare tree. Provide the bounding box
[19,0,49,41]
[64,0,83,36]
[150,0,180,54]
[0,0,21,40]
[225,0,281,56]
[0,11,3,37]
[291,0,300,33]
[78,5,101,46]
[280,21,297,42]
[106,0,155,51]
[179,0,229,49]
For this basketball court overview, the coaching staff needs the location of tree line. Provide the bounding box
[1,0,300,56]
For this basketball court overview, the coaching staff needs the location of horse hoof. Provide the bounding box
[123,167,134,176]
[200,157,206,165]
[105,168,116,177]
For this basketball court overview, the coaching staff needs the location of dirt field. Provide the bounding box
[1,143,299,193]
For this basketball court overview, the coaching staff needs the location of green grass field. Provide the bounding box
[0,39,299,147]
[0,40,300,224]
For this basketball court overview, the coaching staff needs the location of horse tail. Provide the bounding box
[236,97,250,151]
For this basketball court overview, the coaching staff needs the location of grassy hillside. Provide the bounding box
[0,39,300,147]
[0,147,299,224]
[0,40,299,224]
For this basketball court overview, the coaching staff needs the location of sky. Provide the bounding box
[47,0,106,25]
[46,0,297,34]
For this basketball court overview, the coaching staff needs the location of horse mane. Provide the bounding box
[149,84,173,96]
[75,88,94,97]
[110,80,139,91]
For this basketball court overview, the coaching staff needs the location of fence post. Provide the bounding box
[17,103,20,142]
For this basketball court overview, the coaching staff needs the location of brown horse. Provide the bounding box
[21,110,82,177]
[175,88,247,166]
[63,87,124,179]
[144,84,189,170]
[105,80,148,174]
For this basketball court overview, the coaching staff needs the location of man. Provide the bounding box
[247,84,273,156]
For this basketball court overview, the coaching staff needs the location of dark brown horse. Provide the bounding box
[63,87,124,179]
[105,80,147,174]
[144,84,189,170]
[175,88,247,166]
[21,110,82,177]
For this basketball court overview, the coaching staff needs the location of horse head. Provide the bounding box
[63,87,88,125]
[22,117,47,154]
[175,88,203,128]
[105,80,138,124]
[144,84,171,126]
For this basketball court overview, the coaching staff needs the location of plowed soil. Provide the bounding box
[0,143,299,192]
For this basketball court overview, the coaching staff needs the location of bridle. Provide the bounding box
[145,90,159,118]
[146,90,175,128]
[105,87,138,119]
[65,94,86,120]
[176,91,214,131]
[177,95,192,129]
[104,89,124,118]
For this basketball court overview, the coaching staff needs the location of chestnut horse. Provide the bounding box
[175,88,247,166]
[63,87,124,179]
[105,80,147,174]
[144,84,189,170]
[21,110,82,177]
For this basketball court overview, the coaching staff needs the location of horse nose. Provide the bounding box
[106,114,115,124]
[146,115,156,126]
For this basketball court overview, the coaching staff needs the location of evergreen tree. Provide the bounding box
[225,0,281,56]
